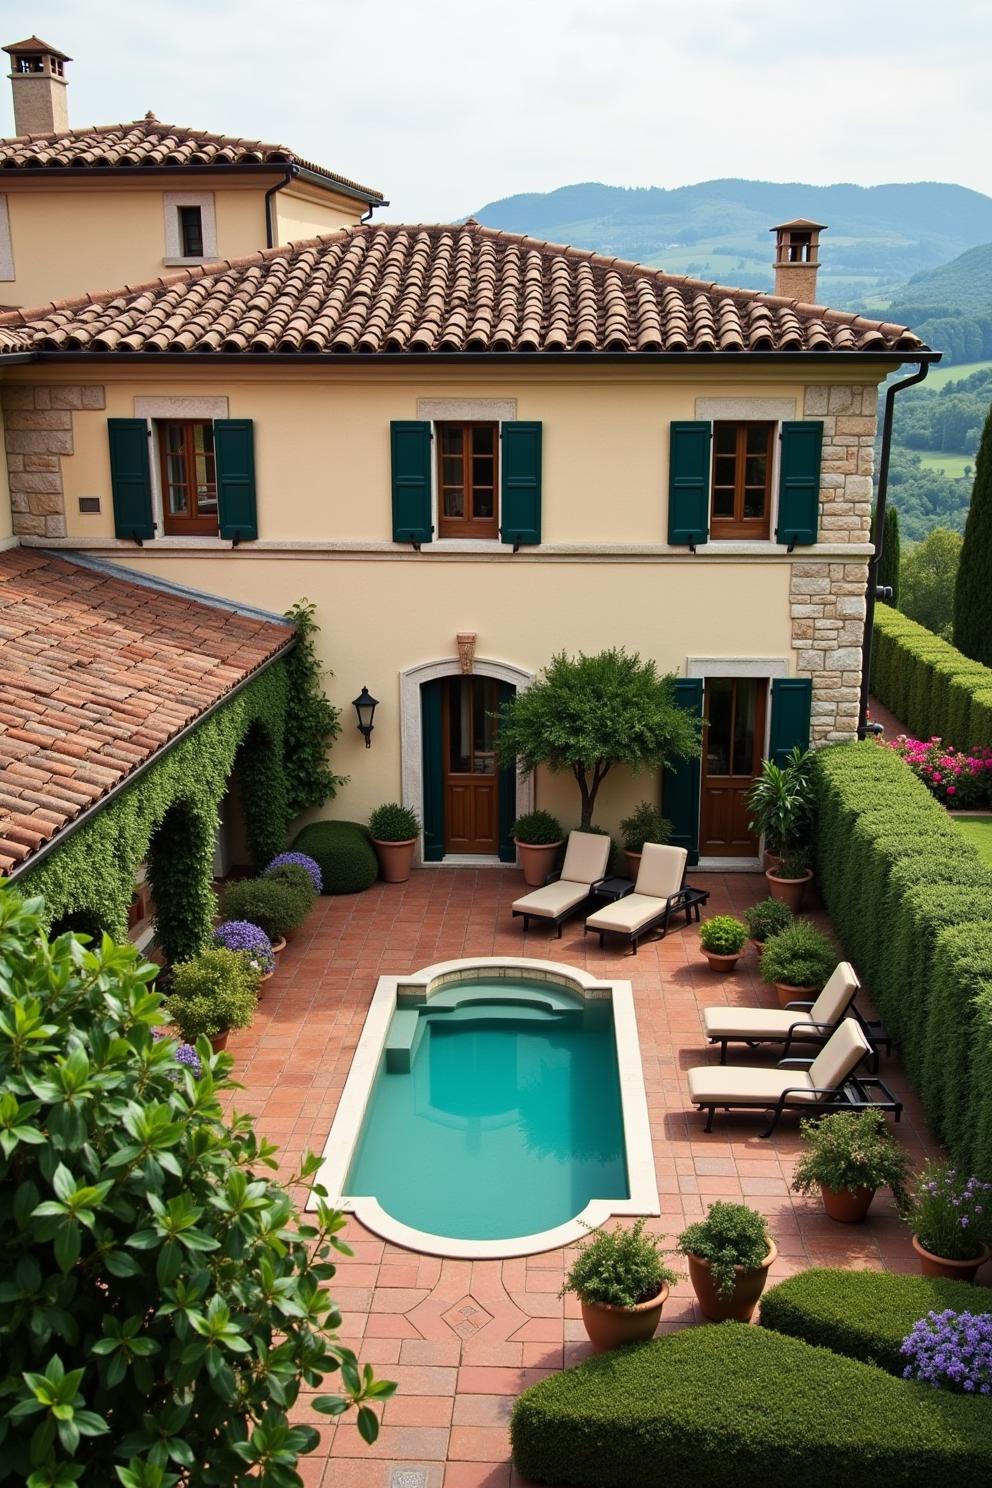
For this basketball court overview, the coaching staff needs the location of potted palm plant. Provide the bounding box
[903,1160,992,1281]
[742,896,794,957]
[791,1110,913,1223]
[759,920,836,1007]
[698,915,749,972]
[168,947,260,1053]
[368,802,421,882]
[766,847,814,912]
[560,1218,679,1353]
[746,747,814,870]
[677,1202,776,1322]
[619,802,673,880]
[512,810,564,887]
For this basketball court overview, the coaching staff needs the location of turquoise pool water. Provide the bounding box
[345,979,629,1240]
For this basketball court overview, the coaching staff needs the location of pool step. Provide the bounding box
[385,995,581,1072]
[384,1008,427,1073]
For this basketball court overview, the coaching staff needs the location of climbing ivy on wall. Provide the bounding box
[282,599,346,815]
[18,662,290,964]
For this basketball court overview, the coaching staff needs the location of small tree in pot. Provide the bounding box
[619,801,672,879]
[368,802,421,883]
[677,1201,776,1322]
[168,946,260,1052]
[747,747,815,869]
[791,1110,912,1223]
[766,847,814,912]
[560,1218,679,1353]
[742,896,794,956]
[698,915,749,972]
[759,920,836,1007]
[511,809,564,886]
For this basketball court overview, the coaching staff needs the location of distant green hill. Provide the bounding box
[888,242,992,364]
[467,178,992,306]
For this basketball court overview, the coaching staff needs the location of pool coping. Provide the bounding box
[311,955,660,1258]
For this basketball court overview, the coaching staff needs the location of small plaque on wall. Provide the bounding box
[78,496,101,514]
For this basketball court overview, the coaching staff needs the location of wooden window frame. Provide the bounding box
[157,419,219,536]
[436,421,499,539]
[178,204,204,259]
[710,420,774,540]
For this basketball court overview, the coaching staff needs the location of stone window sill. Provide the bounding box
[163,256,211,268]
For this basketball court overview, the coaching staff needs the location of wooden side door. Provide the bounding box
[442,677,500,854]
[699,678,767,856]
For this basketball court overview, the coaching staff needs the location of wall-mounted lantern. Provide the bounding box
[352,686,379,748]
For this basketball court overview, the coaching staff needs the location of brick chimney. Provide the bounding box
[3,36,71,134]
[771,219,826,302]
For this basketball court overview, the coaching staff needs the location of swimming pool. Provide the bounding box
[314,958,658,1258]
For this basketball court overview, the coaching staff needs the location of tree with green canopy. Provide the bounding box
[954,406,992,663]
[871,504,901,606]
[900,527,963,639]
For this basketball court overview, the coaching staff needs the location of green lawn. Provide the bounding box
[916,450,974,478]
[954,815,992,867]
[923,358,992,389]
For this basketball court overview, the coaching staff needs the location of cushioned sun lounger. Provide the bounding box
[687,1017,900,1137]
[511,831,611,937]
[583,842,689,954]
[703,961,861,1064]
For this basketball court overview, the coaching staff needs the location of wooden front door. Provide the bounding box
[442,677,500,854]
[700,678,767,857]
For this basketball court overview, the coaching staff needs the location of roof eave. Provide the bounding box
[0,161,385,202]
[8,348,939,366]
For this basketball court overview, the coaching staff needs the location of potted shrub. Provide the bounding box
[168,947,260,1053]
[212,920,276,986]
[746,748,814,869]
[904,1160,992,1281]
[219,875,312,949]
[766,847,814,912]
[790,1110,913,1223]
[368,802,421,883]
[759,920,836,1008]
[511,809,564,887]
[677,1201,777,1322]
[264,861,318,935]
[619,801,673,880]
[559,1218,679,1353]
[698,915,749,972]
[264,851,324,895]
[742,896,794,957]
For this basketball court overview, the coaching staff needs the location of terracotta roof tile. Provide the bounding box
[0,222,928,357]
[0,114,384,201]
[0,550,292,871]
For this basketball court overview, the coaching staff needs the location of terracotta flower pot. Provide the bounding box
[765,868,813,913]
[209,1030,230,1053]
[772,980,818,1009]
[687,1241,777,1322]
[372,837,417,883]
[579,1285,670,1353]
[270,936,287,957]
[912,1234,991,1282]
[702,950,742,973]
[763,850,781,872]
[623,849,642,881]
[515,839,564,888]
[821,1184,876,1223]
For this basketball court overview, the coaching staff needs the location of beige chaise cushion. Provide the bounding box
[809,962,860,1024]
[807,1017,871,1090]
[560,831,611,885]
[512,880,590,920]
[703,961,860,1041]
[586,892,671,936]
[634,843,688,899]
[688,1017,871,1107]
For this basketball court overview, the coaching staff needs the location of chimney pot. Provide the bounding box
[771,218,826,302]
[3,35,72,134]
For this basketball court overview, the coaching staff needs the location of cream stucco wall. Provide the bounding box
[273,183,368,243]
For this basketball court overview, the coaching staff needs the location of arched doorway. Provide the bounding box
[48,907,108,943]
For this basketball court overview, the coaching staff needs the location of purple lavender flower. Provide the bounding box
[264,851,323,895]
[902,1310,992,1395]
[174,1042,203,1078]
[212,918,275,974]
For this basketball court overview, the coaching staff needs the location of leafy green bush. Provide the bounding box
[698,915,748,955]
[291,821,379,894]
[219,875,311,939]
[168,947,260,1042]
[264,861,318,913]
[743,897,794,943]
[368,802,420,842]
[871,604,992,744]
[0,888,391,1487]
[510,809,563,845]
[560,1219,678,1308]
[676,1202,770,1299]
[790,1111,912,1204]
[747,750,815,854]
[510,1323,992,1488]
[618,802,673,853]
[760,1267,986,1376]
[282,599,345,815]
[759,920,836,991]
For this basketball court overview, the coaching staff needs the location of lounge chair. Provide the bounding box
[687,1017,902,1137]
[703,961,861,1065]
[511,830,611,937]
[583,843,690,954]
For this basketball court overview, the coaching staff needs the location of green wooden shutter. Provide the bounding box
[776,421,822,546]
[215,419,257,541]
[421,679,445,861]
[500,422,542,545]
[769,678,813,764]
[668,422,711,545]
[497,681,517,862]
[391,421,433,544]
[662,678,703,865]
[108,419,154,540]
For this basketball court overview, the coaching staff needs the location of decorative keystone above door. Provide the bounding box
[457,632,477,674]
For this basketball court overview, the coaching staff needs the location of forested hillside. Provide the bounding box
[887,242,992,364]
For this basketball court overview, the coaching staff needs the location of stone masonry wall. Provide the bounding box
[792,382,876,743]
[1,384,105,539]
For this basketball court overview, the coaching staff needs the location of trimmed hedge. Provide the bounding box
[814,743,992,1176]
[291,819,378,894]
[871,605,992,745]
[510,1324,992,1488]
[760,1267,985,1376]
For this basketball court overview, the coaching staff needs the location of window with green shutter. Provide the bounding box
[668,422,711,546]
[776,421,823,546]
[768,678,813,764]
[391,421,433,544]
[500,422,542,546]
[662,678,703,865]
[215,419,257,542]
[108,419,155,541]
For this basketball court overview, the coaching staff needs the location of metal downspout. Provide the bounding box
[264,165,298,248]
[856,359,932,738]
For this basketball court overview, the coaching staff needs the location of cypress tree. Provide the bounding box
[870,504,901,606]
[954,405,992,663]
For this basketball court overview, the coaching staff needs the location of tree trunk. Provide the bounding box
[575,763,609,830]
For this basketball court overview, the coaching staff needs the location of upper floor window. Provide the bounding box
[710,421,774,539]
[178,205,204,259]
[437,421,498,538]
[163,192,216,265]
[158,420,218,535]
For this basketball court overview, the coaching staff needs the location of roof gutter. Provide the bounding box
[264,164,297,249]
[857,358,932,739]
[0,161,385,205]
[15,349,941,367]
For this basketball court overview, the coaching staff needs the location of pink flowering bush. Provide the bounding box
[882,734,992,808]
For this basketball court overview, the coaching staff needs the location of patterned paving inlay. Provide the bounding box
[441,1295,495,1338]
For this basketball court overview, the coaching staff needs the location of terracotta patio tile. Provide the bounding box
[448,1427,512,1463]
[444,1463,512,1488]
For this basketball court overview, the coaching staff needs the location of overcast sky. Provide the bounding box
[5,1,990,220]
